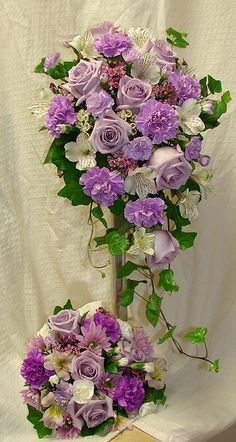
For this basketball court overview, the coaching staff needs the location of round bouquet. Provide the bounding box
[21,301,167,439]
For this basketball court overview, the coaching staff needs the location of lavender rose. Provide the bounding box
[86,90,114,118]
[149,146,192,190]
[67,396,113,430]
[147,230,179,268]
[89,110,131,154]
[48,310,80,335]
[116,76,152,114]
[64,60,102,105]
[152,40,176,70]
[71,350,104,383]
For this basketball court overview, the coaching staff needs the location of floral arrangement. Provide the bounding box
[21,301,167,439]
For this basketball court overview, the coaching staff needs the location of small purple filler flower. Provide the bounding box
[168,70,201,105]
[114,375,145,413]
[21,348,54,388]
[86,90,114,118]
[94,310,121,343]
[185,136,202,161]
[80,167,124,206]
[44,51,60,72]
[94,32,133,57]
[124,197,167,228]
[45,95,76,137]
[123,136,153,161]
[136,99,179,144]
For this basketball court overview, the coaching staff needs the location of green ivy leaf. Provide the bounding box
[58,181,91,206]
[158,326,176,344]
[146,292,162,327]
[208,358,220,373]
[53,305,63,314]
[166,197,190,229]
[92,206,108,228]
[109,198,125,215]
[158,269,179,293]
[117,261,148,278]
[63,299,73,310]
[171,230,197,250]
[34,58,45,73]
[221,90,232,104]
[144,386,166,405]
[184,327,208,344]
[207,75,222,94]
[27,405,43,425]
[81,418,115,437]
[166,27,189,48]
[199,77,208,97]
[118,279,147,307]
[106,231,129,256]
[39,125,47,132]
[34,421,52,439]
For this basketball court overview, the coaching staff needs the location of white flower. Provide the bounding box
[128,27,154,49]
[78,301,103,317]
[139,401,157,417]
[49,374,60,386]
[125,167,157,199]
[29,88,51,119]
[128,227,155,257]
[117,319,133,342]
[146,358,168,390]
[176,99,205,135]
[131,49,161,85]
[37,323,51,339]
[144,362,155,373]
[178,189,201,220]
[191,166,215,199]
[43,402,64,429]
[64,133,96,170]
[117,357,129,367]
[41,391,55,408]
[69,30,96,58]
[72,379,94,404]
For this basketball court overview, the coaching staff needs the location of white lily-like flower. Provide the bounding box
[139,401,157,417]
[64,133,96,170]
[131,48,161,85]
[176,98,205,135]
[191,164,215,198]
[178,189,201,220]
[117,319,133,342]
[128,227,155,257]
[29,88,51,119]
[69,30,97,58]
[125,167,157,199]
[128,27,154,49]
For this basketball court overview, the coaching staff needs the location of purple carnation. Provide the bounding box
[45,95,76,137]
[168,70,201,105]
[79,167,124,207]
[44,51,60,72]
[113,375,145,413]
[185,136,202,161]
[94,310,121,343]
[122,136,153,161]
[124,197,167,228]
[93,32,133,57]
[21,349,54,388]
[86,90,114,118]
[136,99,179,144]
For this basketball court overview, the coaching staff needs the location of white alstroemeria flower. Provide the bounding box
[117,357,129,367]
[139,401,157,417]
[29,88,51,119]
[69,30,96,58]
[146,357,168,390]
[128,227,155,257]
[117,319,133,342]
[37,323,52,339]
[191,165,215,199]
[178,189,201,220]
[64,133,96,170]
[176,98,205,135]
[43,402,64,429]
[125,167,157,199]
[49,374,60,386]
[77,300,103,317]
[131,49,161,85]
[73,379,94,404]
[128,27,154,49]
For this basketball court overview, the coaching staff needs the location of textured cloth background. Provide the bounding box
[0,1,235,441]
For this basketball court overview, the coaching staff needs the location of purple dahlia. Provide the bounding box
[124,197,167,228]
[45,95,76,137]
[21,348,54,388]
[79,167,124,207]
[168,70,201,105]
[113,375,145,413]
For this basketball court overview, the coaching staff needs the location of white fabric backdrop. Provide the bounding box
[0,1,236,441]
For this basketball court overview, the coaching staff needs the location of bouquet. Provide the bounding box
[21,301,167,439]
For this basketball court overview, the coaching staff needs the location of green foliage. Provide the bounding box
[157,269,179,293]
[208,358,220,373]
[106,231,129,256]
[166,28,189,48]
[92,205,108,228]
[200,77,208,97]
[144,386,166,405]
[158,326,176,344]
[53,298,74,314]
[184,327,207,344]
[146,292,162,327]
[166,197,190,229]
[34,58,45,73]
[207,75,222,94]
[221,90,232,104]
[179,179,201,193]
[201,89,231,130]
[34,58,77,79]
[81,417,115,437]
[105,361,118,374]
[119,279,147,307]
[117,261,148,278]
[58,181,91,206]
[44,135,81,183]
[109,197,125,216]
[171,230,197,250]
[27,405,52,439]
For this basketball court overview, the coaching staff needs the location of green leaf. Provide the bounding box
[39,126,47,132]
[179,179,201,193]
[146,292,162,327]
[58,181,91,206]
[81,418,115,437]
[63,60,78,71]
[166,27,189,48]
[166,197,190,229]
[158,269,179,293]
[118,279,147,307]
[199,77,208,97]
[171,230,197,250]
[53,305,63,314]
[105,362,119,374]
[27,405,43,425]
[144,386,166,405]
[117,261,148,278]
[221,90,232,104]
[107,232,129,256]
[63,299,73,310]
[208,75,222,94]
[208,358,220,373]
[34,58,45,73]
[184,327,208,344]
[34,421,52,439]
[158,326,176,344]
[47,62,68,80]
[44,136,81,184]
[92,206,108,228]
[109,198,125,215]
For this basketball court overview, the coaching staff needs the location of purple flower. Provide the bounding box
[64,60,102,105]
[90,21,115,40]
[124,198,167,228]
[56,425,80,439]
[152,40,176,70]
[93,32,133,57]
[123,136,153,161]
[116,76,152,114]
[21,349,54,388]
[80,167,124,207]
[96,373,120,398]
[67,395,114,430]
[122,48,140,63]
[185,136,202,161]
[113,375,145,413]
[48,309,80,336]
[54,380,73,407]
[45,96,76,138]
[147,230,180,268]
[130,328,154,362]
[71,349,104,383]
[136,99,179,144]
[44,51,60,72]
[26,335,45,353]
[77,320,111,354]
[149,146,192,190]
[21,386,41,410]
[168,70,201,105]
[94,310,121,343]
[86,90,114,118]
[89,110,131,154]
[199,154,211,166]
